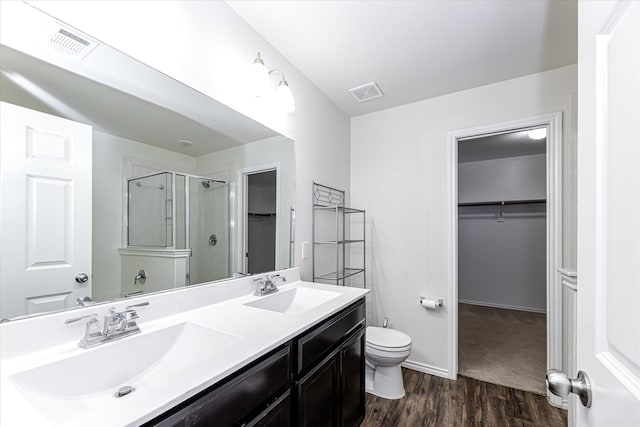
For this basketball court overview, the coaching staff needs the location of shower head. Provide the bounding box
[201,180,210,188]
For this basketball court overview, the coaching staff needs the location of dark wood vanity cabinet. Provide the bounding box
[145,297,365,427]
[245,391,291,427]
[145,345,291,427]
[296,349,341,427]
[340,327,366,427]
[294,299,366,427]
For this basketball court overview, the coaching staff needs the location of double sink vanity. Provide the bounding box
[0,269,369,426]
[0,4,368,426]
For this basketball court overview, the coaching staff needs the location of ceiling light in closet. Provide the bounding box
[527,128,547,140]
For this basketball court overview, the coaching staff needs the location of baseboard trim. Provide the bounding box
[402,360,449,379]
[458,299,546,314]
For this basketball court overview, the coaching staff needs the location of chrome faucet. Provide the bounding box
[65,302,149,348]
[253,274,286,296]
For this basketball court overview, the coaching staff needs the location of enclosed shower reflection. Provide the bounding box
[126,172,229,287]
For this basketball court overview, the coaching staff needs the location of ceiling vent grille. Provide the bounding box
[348,82,384,103]
[49,26,97,59]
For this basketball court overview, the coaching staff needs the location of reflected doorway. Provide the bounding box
[245,170,277,274]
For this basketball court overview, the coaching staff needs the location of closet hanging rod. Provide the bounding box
[458,199,546,207]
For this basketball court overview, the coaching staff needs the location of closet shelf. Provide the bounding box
[314,268,365,281]
[314,239,365,245]
[458,198,546,207]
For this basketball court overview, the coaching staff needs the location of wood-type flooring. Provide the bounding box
[362,369,567,427]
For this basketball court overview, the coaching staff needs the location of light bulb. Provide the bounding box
[251,53,271,97]
[527,128,547,140]
[275,80,295,113]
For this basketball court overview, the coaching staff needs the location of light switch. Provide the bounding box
[301,242,310,260]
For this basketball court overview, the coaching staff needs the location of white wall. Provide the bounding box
[458,204,547,312]
[92,131,196,302]
[458,155,546,312]
[30,1,351,281]
[197,136,295,274]
[351,65,576,375]
[458,154,546,203]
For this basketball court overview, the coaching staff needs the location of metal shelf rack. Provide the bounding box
[312,182,366,287]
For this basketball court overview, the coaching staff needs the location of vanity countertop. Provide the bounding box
[0,276,369,427]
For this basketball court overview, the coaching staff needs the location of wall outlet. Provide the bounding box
[301,242,310,260]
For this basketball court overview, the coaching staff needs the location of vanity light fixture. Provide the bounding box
[251,52,295,113]
[527,128,547,140]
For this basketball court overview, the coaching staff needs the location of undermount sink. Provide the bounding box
[244,286,341,314]
[10,322,241,400]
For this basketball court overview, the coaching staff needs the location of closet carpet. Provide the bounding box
[458,303,547,395]
[363,368,567,427]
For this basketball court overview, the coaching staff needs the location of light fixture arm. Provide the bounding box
[268,69,287,84]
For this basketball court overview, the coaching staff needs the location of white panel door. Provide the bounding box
[0,102,92,319]
[576,1,640,425]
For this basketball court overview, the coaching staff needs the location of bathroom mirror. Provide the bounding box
[0,4,295,321]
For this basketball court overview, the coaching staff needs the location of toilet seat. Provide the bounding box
[366,326,412,351]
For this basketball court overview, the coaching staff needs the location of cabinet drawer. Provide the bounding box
[296,298,365,375]
[148,344,291,427]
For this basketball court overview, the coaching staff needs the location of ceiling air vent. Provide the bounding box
[348,82,384,103]
[49,26,98,59]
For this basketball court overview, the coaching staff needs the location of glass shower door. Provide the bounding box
[188,177,229,284]
[127,172,173,247]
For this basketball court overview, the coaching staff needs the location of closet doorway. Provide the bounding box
[243,169,277,274]
[458,128,547,394]
[448,113,563,405]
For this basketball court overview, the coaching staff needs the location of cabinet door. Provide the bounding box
[296,349,341,427]
[296,299,365,375]
[245,391,290,427]
[341,327,365,427]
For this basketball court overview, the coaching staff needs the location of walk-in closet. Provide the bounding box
[457,128,547,395]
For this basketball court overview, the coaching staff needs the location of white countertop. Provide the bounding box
[0,277,368,427]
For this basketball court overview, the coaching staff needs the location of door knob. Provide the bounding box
[546,369,592,408]
[75,273,89,284]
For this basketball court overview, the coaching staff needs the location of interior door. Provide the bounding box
[0,102,92,319]
[576,1,640,424]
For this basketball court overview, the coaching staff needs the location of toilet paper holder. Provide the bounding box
[419,297,444,309]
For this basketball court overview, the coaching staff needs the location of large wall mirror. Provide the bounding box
[0,3,295,321]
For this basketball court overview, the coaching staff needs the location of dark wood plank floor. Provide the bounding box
[363,369,567,427]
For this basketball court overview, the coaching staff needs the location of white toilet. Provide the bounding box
[365,326,412,399]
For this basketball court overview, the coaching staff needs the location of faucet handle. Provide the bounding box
[64,313,98,324]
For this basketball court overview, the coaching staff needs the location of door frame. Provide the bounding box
[237,163,281,274]
[447,112,564,407]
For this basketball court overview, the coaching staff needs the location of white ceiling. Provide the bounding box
[0,3,279,156]
[458,129,546,163]
[227,1,577,117]
[1,46,241,156]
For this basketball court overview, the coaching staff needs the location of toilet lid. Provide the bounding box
[366,326,411,349]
